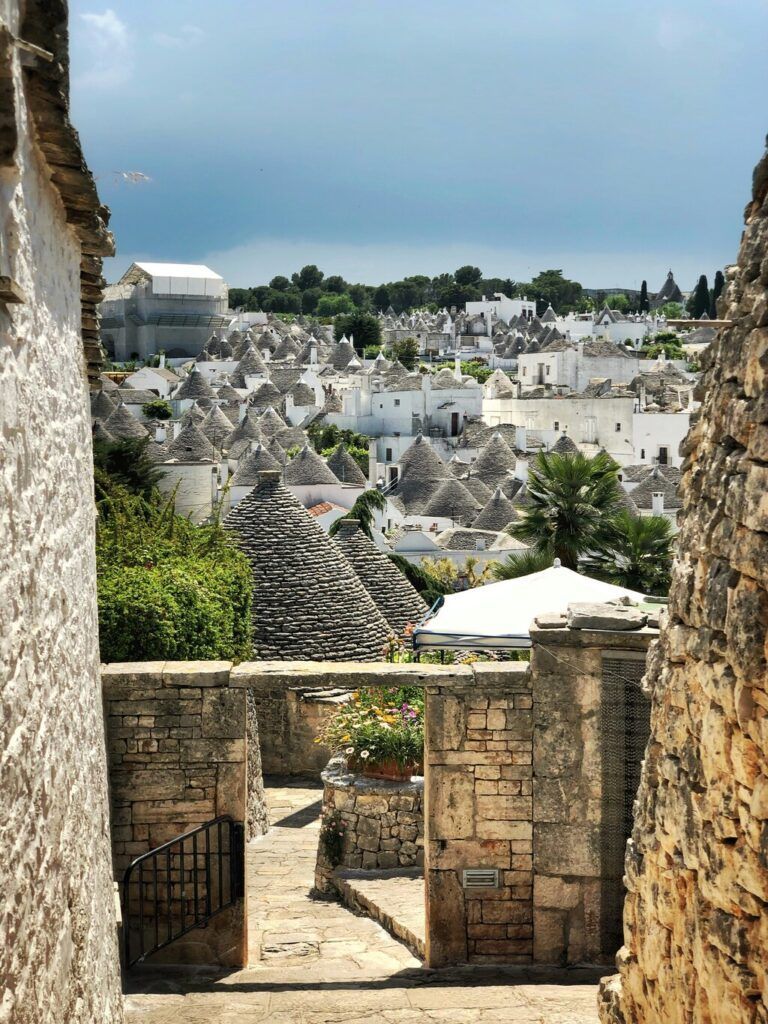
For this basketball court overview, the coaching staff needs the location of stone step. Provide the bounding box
[333,868,426,960]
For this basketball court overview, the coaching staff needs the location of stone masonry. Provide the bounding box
[599,142,768,1024]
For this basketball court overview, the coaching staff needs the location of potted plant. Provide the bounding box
[317,686,424,780]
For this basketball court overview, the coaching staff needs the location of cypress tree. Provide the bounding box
[710,269,725,317]
[639,280,649,312]
[692,274,709,319]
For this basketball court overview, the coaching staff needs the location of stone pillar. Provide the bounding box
[599,143,768,1024]
[425,664,534,967]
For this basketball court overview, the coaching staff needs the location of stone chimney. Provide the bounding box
[368,438,378,488]
[159,352,166,368]
[515,425,527,452]
[651,491,664,516]
[454,356,462,382]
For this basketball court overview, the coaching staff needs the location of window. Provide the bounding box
[554,420,560,431]
[394,399,400,407]
[522,367,527,376]
[658,446,669,465]
[385,448,392,462]
[615,423,621,432]
[640,448,645,460]
[546,365,551,376]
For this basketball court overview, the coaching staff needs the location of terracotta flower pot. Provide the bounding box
[358,757,422,781]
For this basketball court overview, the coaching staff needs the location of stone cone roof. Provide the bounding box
[174,368,215,401]
[628,467,682,510]
[289,382,317,406]
[551,434,579,455]
[229,345,268,387]
[104,403,149,440]
[230,443,281,486]
[449,455,471,478]
[224,472,392,660]
[217,383,241,402]
[471,431,517,487]
[389,434,450,514]
[249,380,283,409]
[226,410,263,450]
[180,402,206,426]
[329,339,356,370]
[333,520,427,636]
[616,487,640,516]
[459,474,494,506]
[472,487,519,531]
[200,405,234,448]
[162,422,215,463]
[421,477,480,525]
[327,443,367,486]
[90,389,116,420]
[275,425,308,450]
[266,436,287,465]
[92,419,115,444]
[272,336,300,360]
[258,407,286,437]
[285,445,339,486]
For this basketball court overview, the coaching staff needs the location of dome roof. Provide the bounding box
[326,443,367,486]
[224,472,391,660]
[162,422,215,463]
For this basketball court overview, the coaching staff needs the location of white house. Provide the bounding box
[465,292,536,323]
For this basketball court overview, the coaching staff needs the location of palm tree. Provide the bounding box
[329,488,386,539]
[492,548,553,581]
[510,451,623,570]
[583,512,673,594]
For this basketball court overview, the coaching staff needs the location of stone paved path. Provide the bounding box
[125,779,601,1023]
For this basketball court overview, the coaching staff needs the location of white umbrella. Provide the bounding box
[413,561,646,650]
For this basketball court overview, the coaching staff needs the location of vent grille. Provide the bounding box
[462,868,499,889]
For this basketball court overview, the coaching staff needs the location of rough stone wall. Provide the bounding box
[600,144,768,1024]
[425,664,535,968]
[315,759,424,889]
[529,625,653,966]
[103,661,252,966]
[0,2,122,1016]
[245,685,345,775]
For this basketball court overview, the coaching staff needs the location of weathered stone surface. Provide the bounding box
[600,142,768,1024]
[567,603,647,631]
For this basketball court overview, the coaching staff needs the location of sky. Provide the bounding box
[68,0,768,292]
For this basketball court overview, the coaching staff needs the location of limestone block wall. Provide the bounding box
[600,144,768,1024]
[103,661,252,966]
[425,664,535,967]
[245,685,348,775]
[0,2,121,1018]
[315,758,424,888]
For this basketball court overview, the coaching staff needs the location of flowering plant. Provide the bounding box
[319,812,348,866]
[317,685,424,776]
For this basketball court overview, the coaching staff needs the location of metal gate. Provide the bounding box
[599,655,651,955]
[121,815,245,968]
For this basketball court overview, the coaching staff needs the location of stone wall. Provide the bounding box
[0,1,122,1018]
[315,758,424,890]
[600,144,768,1024]
[103,661,252,966]
[425,664,535,967]
[245,684,349,776]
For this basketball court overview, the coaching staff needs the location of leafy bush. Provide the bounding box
[142,398,172,420]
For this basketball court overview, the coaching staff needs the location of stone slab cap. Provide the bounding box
[566,603,647,631]
[102,661,166,689]
[162,661,233,686]
[534,613,568,629]
[230,660,473,689]
[470,662,531,689]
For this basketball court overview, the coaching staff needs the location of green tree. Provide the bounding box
[689,275,709,319]
[391,337,419,370]
[454,265,483,288]
[334,311,381,352]
[317,293,355,317]
[710,269,725,317]
[373,284,390,310]
[228,287,251,309]
[301,286,323,314]
[639,280,649,312]
[523,269,583,314]
[605,292,630,313]
[141,398,172,420]
[660,301,685,319]
[324,274,347,294]
[269,275,291,292]
[291,264,324,290]
[328,488,386,539]
[583,512,673,593]
[510,451,623,570]
[491,548,553,581]
[93,437,163,500]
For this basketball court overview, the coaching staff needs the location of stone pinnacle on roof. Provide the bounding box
[173,367,215,401]
[421,477,481,525]
[162,422,216,463]
[230,443,281,486]
[333,520,428,636]
[104,403,149,441]
[470,431,517,488]
[471,486,519,531]
[326,443,367,486]
[540,303,557,323]
[224,472,392,661]
[329,338,356,370]
[284,444,340,486]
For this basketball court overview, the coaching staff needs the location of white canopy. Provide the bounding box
[412,564,646,650]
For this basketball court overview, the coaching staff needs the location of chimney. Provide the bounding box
[155,424,167,443]
[211,465,219,504]
[310,343,317,365]
[368,437,378,488]
[454,356,462,382]
[515,425,527,452]
[652,491,665,516]
[159,352,166,368]
[173,420,182,439]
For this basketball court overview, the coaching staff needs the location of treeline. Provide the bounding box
[229,266,590,317]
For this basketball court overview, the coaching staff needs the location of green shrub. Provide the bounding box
[141,398,172,420]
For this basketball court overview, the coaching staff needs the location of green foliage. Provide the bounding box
[94,470,252,663]
[688,274,710,319]
[605,292,630,313]
[93,437,164,500]
[334,311,381,352]
[391,337,419,370]
[710,269,725,317]
[307,422,370,457]
[291,264,324,291]
[435,359,492,383]
[660,301,685,319]
[328,488,385,539]
[320,441,369,474]
[639,280,649,312]
[519,269,583,315]
[492,548,554,581]
[582,512,673,594]
[510,451,623,570]
[387,553,450,608]
[141,398,172,420]
[318,686,425,773]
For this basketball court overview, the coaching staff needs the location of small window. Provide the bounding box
[553,420,560,431]
[615,423,621,432]
[658,446,669,465]
[385,447,392,461]
[394,399,400,407]
[522,367,527,376]
[546,365,551,376]
[640,448,645,460]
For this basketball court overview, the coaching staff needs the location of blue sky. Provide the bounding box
[69,0,767,291]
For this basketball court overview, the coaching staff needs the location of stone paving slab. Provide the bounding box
[125,779,601,1023]
[334,869,426,959]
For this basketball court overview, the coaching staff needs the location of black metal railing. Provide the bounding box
[121,815,244,968]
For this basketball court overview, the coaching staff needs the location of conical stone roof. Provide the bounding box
[92,419,115,444]
[459,474,494,506]
[224,472,392,660]
[329,338,356,370]
[90,389,116,420]
[259,407,286,437]
[162,422,215,463]
[333,520,427,635]
[226,410,263,450]
[249,380,283,409]
[174,368,215,401]
[551,434,579,455]
[104,403,149,440]
[471,431,517,487]
[229,345,268,387]
[421,477,480,525]
[180,402,206,427]
[285,445,340,486]
[628,467,682,510]
[472,487,519,531]
[327,443,367,486]
[230,443,281,486]
[200,405,234,448]
[389,434,450,514]
[217,383,241,403]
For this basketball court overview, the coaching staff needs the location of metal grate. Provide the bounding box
[599,656,651,956]
[462,868,500,889]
